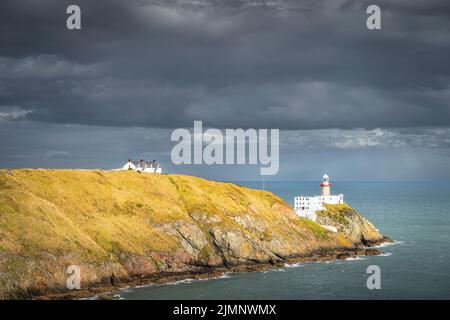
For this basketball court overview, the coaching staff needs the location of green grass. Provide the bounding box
[317,204,351,226]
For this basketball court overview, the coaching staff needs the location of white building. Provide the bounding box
[294,174,343,222]
[118,159,162,174]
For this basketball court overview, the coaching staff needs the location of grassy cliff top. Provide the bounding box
[0,169,387,298]
[0,169,344,261]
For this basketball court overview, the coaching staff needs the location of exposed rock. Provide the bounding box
[316,204,390,246]
[0,169,389,299]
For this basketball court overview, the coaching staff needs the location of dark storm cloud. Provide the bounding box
[1,0,450,129]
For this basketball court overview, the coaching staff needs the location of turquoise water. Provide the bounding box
[120,182,450,299]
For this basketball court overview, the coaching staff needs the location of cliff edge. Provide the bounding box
[0,169,389,299]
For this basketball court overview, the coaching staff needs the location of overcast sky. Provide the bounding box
[1,0,450,181]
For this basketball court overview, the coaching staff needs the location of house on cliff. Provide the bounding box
[119,159,162,173]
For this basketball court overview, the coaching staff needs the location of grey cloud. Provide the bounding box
[283,127,450,150]
[0,0,450,129]
[0,120,172,168]
[0,55,105,80]
[1,119,450,181]
[0,106,32,121]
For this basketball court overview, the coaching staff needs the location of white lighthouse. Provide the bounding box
[321,174,331,196]
[294,174,344,222]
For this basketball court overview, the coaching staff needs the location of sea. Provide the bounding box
[119,181,450,299]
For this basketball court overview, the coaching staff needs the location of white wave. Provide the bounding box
[377,252,392,257]
[167,272,232,286]
[167,278,196,285]
[119,286,132,293]
[345,256,366,261]
[269,268,287,272]
[284,262,305,268]
[133,284,154,289]
[372,240,403,248]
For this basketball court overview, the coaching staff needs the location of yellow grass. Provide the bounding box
[0,169,333,263]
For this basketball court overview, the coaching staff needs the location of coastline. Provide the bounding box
[0,170,392,300]
[35,237,392,300]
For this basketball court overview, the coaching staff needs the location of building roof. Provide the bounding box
[126,159,160,168]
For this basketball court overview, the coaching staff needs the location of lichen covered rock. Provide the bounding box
[316,204,388,246]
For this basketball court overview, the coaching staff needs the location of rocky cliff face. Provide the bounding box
[316,204,386,246]
[0,170,388,299]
